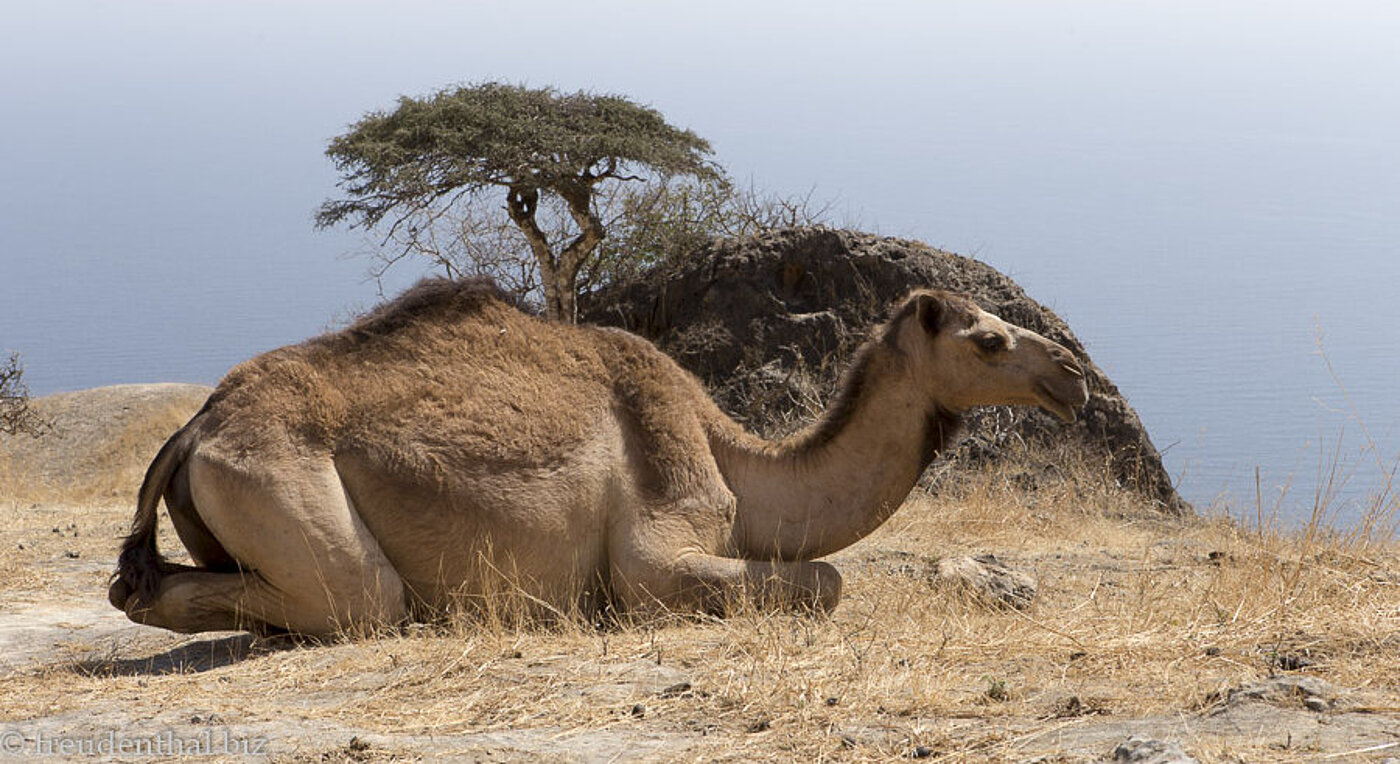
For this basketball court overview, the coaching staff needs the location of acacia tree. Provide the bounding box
[317,82,718,321]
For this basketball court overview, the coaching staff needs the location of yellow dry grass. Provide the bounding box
[1,449,1395,761]
[0,392,204,506]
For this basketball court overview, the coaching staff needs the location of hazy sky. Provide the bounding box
[3,2,1399,513]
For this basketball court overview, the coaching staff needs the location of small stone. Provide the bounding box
[933,554,1036,609]
[630,704,646,717]
[1204,647,1220,656]
[910,745,933,758]
[1226,676,1336,709]
[658,682,692,698]
[1054,695,1084,717]
[825,696,839,706]
[1113,735,1198,763]
[1304,696,1330,712]
[64,550,80,559]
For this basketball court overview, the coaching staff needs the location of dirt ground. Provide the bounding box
[1,494,1397,762]
[0,386,1397,761]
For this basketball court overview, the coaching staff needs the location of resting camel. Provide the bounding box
[109,279,1087,635]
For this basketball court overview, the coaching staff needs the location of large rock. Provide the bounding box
[582,227,1185,513]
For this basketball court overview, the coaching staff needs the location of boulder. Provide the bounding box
[582,227,1185,513]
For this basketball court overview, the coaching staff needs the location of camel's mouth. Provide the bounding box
[1035,378,1088,423]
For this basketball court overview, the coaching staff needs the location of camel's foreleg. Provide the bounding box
[674,552,843,614]
[610,541,842,616]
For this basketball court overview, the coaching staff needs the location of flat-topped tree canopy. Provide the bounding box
[318,82,718,322]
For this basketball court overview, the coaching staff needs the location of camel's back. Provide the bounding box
[193,279,702,474]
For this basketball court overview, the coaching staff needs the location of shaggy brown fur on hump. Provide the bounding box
[792,291,968,460]
[342,276,525,340]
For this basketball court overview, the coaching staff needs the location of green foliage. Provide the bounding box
[318,81,719,321]
[317,81,717,231]
[983,676,1010,702]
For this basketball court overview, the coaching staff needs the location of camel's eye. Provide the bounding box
[976,333,1008,353]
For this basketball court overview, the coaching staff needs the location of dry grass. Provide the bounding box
[0,384,208,506]
[1,448,1395,761]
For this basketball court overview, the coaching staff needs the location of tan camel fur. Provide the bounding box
[109,279,1088,635]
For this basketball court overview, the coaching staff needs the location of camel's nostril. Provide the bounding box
[1049,347,1079,369]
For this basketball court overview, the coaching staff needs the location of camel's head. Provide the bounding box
[889,290,1089,422]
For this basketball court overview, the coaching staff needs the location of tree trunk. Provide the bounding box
[506,186,566,321]
[506,181,604,323]
[553,181,604,324]
[550,273,577,324]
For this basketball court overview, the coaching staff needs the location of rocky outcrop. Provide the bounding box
[582,227,1186,513]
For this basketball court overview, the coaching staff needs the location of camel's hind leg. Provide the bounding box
[129,451,408,636]
[119,568,283,634]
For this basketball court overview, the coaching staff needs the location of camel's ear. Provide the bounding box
[914,293,947,335]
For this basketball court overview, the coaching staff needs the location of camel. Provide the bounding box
[109,278,1088,635]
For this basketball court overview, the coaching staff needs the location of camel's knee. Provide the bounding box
[264,573,408,636]
[331,577,409,630]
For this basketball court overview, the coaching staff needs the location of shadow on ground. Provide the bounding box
[70,633,276,677]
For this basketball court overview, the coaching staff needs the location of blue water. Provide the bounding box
[2,2,1397,528]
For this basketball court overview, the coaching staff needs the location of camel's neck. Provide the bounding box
[712,345,961,561]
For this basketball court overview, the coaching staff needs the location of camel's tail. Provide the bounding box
[111,407,203,610]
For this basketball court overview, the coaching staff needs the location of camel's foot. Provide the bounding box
[107,576,133,611]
